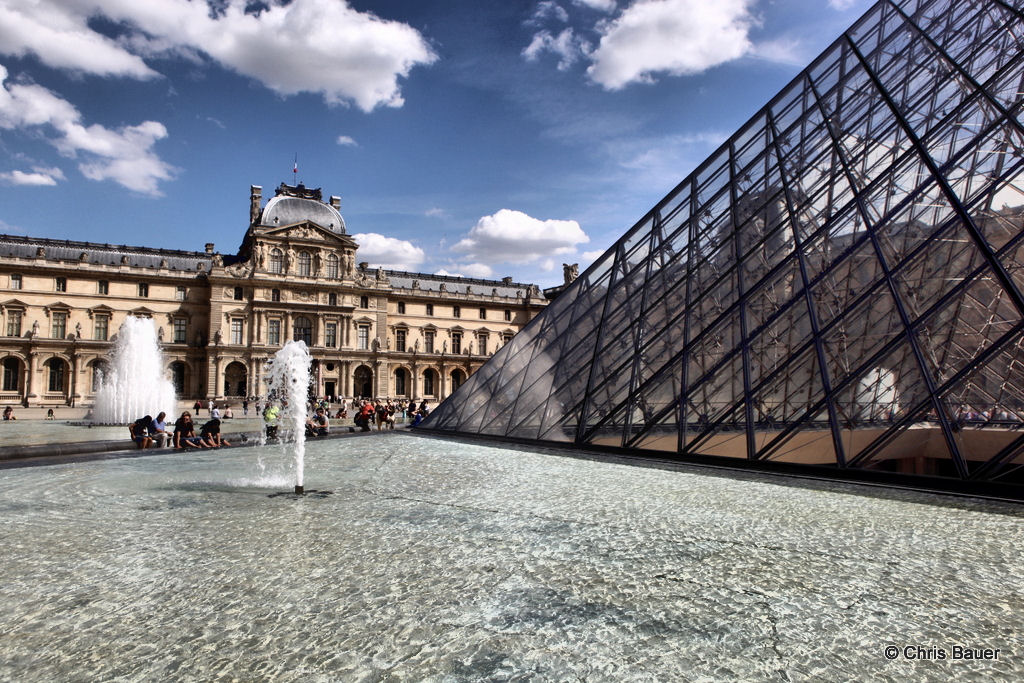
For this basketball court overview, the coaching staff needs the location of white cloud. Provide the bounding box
[425,207,446,218]
[523,28,589,71]
[0,65,177,195]
[353,232,425,270]
[573,0,618,10]
[453,209,589,265]
[336,135,358,146]
[750,38,805,66]
[0,0,157,78]
[0,166,65,186]
[581,249,606,262]
[531,1,570,24]
[436,263,494,278]
[587,0,753,90]
[0,0,437,112]
[828,0,859,9]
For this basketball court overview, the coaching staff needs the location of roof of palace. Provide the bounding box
[259,183,346,234]
[386,270,539,299]
[0,234,213,271]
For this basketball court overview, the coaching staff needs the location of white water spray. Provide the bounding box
[92,317,176,424]
[265,340,312,492]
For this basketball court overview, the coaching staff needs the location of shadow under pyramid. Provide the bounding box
[422,0,1024,501]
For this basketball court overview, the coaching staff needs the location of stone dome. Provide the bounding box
[261,195,346,234]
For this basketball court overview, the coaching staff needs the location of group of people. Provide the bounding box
[130,411,231,449]
[192,400,235,420]
[351,398,430,431]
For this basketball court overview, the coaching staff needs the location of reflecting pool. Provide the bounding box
[1,434,1022,680]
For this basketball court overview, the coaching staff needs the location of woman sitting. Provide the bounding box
[199,418,231,448]
[173,411,206,449]
[130,416,154,449]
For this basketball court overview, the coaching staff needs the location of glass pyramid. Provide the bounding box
[423,0,1024,495]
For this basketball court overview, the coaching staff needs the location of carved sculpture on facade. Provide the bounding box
[75,322,81,339]
[563,263,579,284]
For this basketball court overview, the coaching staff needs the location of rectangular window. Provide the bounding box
[477,333,487,355]
[272,288,281,302]
[479,307,486,319]
[7,310,22,337]
[94,315,108,341]
[268,319,281,346]
[504,309,512,322]
[395,329,406,352]
[451,331,462,354]
[360,295,369,308]
[397,302,406,314]
[10,274,22,290]
[230,319,243,345]
[453,305,461,318]
[138,282,149,297]
[426,303,434,316]
[175,285,185,300]
[424,330,435,353]
[99,280,109,295]
[325,322,337,348]
[55,277,66,292]
[502,333,513,346]
[329,293,337,306]
[52,312,66,339]
[233,286,243,301]
[358,325,369,350]
[173,318,186,343]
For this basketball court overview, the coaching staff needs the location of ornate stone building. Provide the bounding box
[0,183,547,408]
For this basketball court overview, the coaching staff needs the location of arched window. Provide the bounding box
[46,358,66,393]
[298,251,312,276]
[326,253,339,279]
[450,369,466,391]
[293,316,313,345]
[2,357,20,392]
[423,369,438,396]
[269,248,283,274]
[90,360,108,393]
[394,368,408,396]
[170,361,186,395]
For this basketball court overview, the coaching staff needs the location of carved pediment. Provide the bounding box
[260,221,357,247]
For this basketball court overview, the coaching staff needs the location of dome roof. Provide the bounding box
[261,195,346,233]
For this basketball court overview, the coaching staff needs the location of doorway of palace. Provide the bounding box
[324,380,336,400]
[353,365,373,398]
[223,361,247,397]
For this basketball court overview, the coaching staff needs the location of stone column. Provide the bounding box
[71,353,82,405]
[439,363,448,400]
[26,352,38,404]
[411,362,419,399]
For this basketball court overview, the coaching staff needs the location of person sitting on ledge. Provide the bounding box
[306,407,329,437]
[150,411,171,448]
[223,405,234,419]
[2,405,15,420]
[199,417,230,448]
[45,408,55,420]
[130,416,154,449]
[173,411,206,449]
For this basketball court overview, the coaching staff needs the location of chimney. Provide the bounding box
[330,195,341,210]
[250,185,262,225]
[205,243,215,254]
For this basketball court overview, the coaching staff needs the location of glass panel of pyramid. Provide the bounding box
[422,0,1024,493]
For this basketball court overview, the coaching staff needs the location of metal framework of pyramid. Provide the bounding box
[423,0,1024,497]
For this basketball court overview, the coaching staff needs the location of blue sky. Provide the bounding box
[0,0,873,287]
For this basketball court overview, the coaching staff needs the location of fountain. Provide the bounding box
[264,339,312,494]
[91,316,177,424]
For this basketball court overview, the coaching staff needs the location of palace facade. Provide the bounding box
[0,183,548,408]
